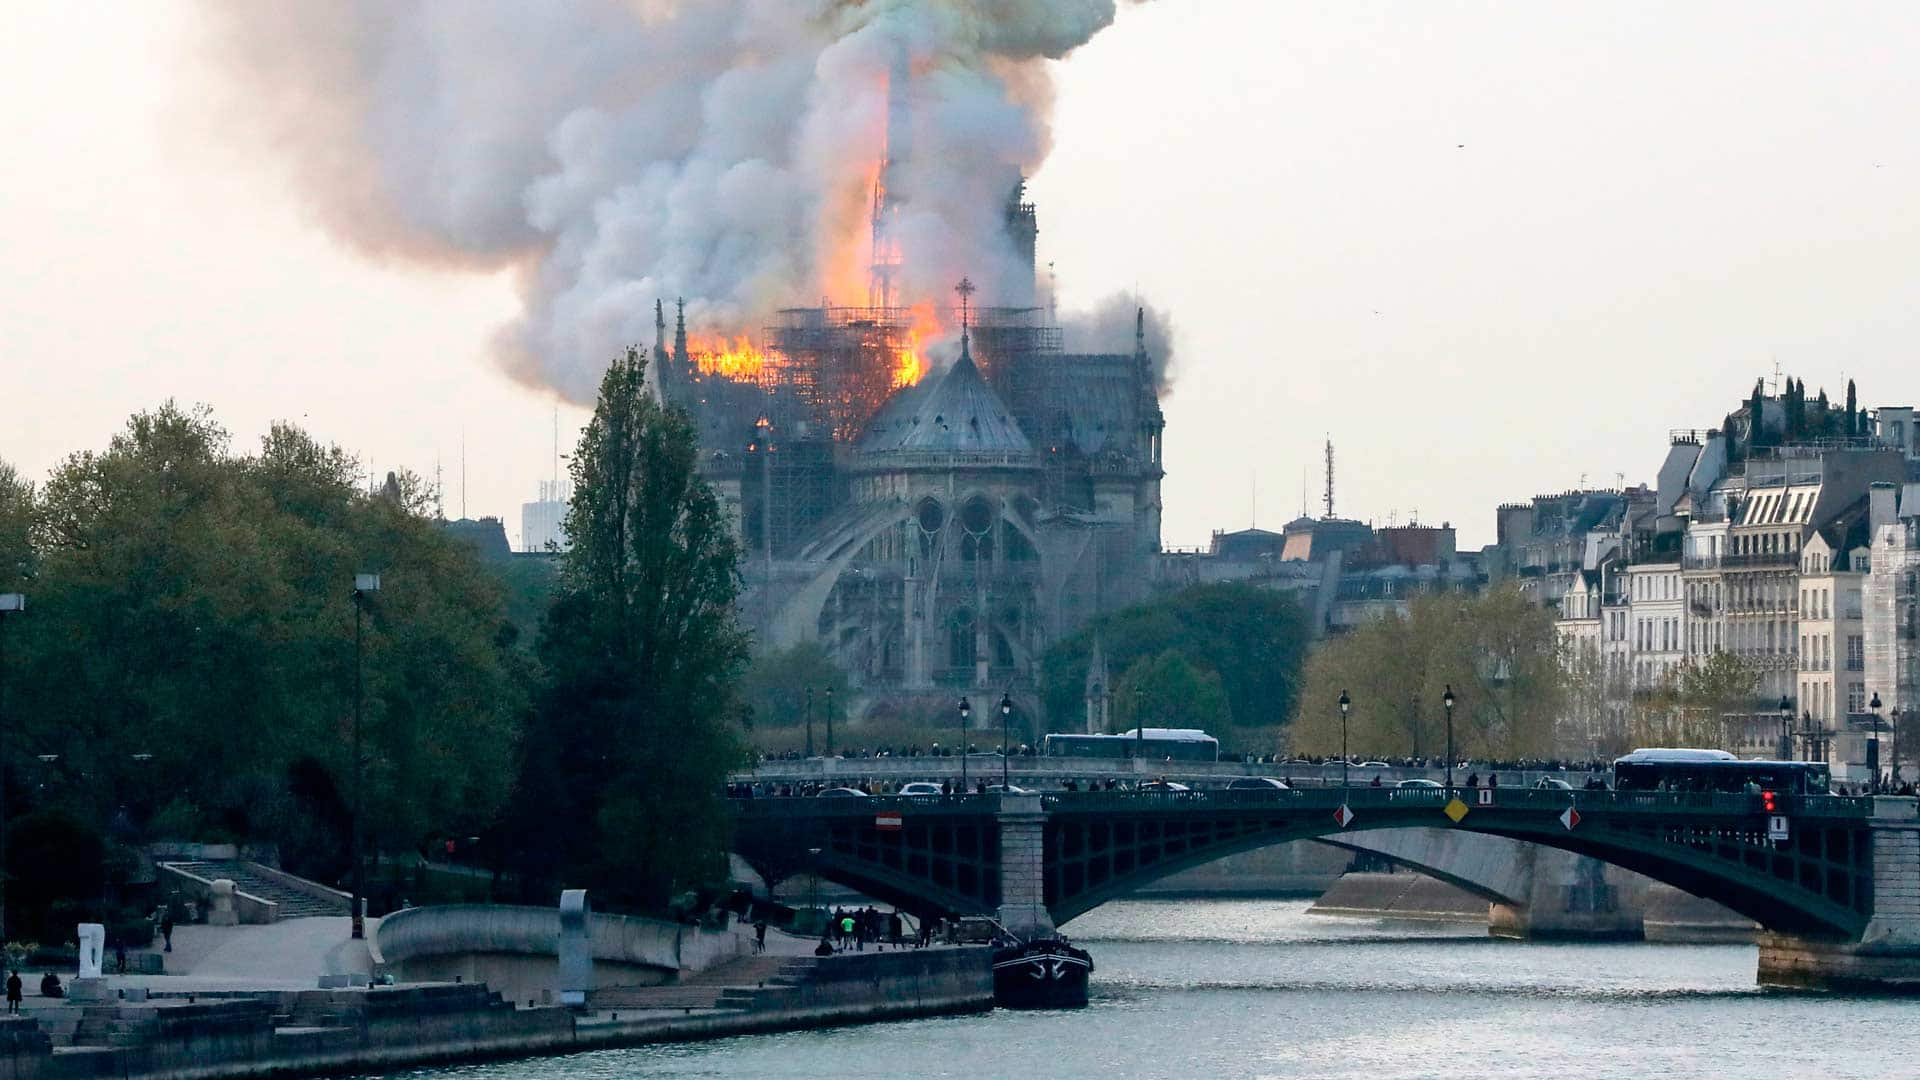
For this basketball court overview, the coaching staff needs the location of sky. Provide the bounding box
[5,2,1920,550]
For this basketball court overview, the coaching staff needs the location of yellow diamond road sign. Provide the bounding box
[1443,797,1470,823]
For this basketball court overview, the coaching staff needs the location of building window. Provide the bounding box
[1848,683,1866,716]
[1847,635,1864,672]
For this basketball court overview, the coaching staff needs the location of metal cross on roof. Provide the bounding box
[955,276,976,329]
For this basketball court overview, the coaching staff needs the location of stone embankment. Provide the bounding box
[0,948,993,1080]
[1311,871,1758,942]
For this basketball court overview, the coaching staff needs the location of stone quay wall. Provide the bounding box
[0,950,994,1080]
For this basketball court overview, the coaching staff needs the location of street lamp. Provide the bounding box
[957,697,970,792]
[1442,684,1456,799]
[350,573,379,940]
[1000,694,1014,789]
[1338,690,1351,790]
[1778,696,1793,762]
[825,686,835,759]
[1891,706,1903,791]
[1869,691,1884,794]
[804,686,814,759]
[0,593,24,942]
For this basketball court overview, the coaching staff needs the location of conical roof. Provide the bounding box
[857,334,1034,460]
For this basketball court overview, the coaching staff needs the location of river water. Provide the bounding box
[382,900,1911,1080]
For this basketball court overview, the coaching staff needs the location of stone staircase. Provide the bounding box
[590,955,815,1012]
[163,860,349,919]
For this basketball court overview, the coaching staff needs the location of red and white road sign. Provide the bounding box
[1559,807,1580,831]
[1333,804,1355,828]
[875,813,903,831]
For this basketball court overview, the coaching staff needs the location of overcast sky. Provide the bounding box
[6,2,1920,550]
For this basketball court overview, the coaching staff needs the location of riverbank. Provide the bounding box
[0,947,994,1080]
[1308,872,1759,942]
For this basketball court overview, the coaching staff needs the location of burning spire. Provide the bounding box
[869,44,912,311]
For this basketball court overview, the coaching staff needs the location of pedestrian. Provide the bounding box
[160,908,175,953]
[753,919,768,954]
[840,913,855,948]
[6,970,21,1015]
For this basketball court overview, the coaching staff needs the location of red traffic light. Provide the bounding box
[1761,790,1777,813]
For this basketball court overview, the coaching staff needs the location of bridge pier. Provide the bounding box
[1488,845,1646,941]
[1327,830,1647,940]
[1759,816,1920,992]
[997,794,1054,938]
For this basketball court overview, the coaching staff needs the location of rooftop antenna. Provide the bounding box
[460,429,467,521]
[1300,467,1308,518]
[1323,436,1335,519]
[1770,357,1782,396]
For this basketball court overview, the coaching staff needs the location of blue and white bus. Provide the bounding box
[1041,728,1220,762]
[1612,748,1831,795]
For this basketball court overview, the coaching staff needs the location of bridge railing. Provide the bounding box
[731,788,1877,820]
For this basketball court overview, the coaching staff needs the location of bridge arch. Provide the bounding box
[731,790,1875,941]
[1040,796,1870,938]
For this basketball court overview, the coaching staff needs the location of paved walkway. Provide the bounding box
[99,918,378,994]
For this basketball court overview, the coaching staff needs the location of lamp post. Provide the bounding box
[1000,694,1014,790]
[1801,709,1815,764]
[957,697,970,792]
[1338,690,1351,790]
[0,593,24,943]
[1442,684,1456,799]
[350,574,380,940]
[825,686,835,758]
[1133,687,1145,760]
[1891,706,1903,791]
[1869,691,1884,794]
[1778,695,1793,762]
[804,686,814,759]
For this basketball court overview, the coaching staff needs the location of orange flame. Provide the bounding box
[688,335,773,380]
[892,301,939,388]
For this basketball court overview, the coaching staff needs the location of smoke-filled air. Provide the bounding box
[200,0,1167,402]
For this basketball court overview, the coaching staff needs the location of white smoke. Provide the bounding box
[1060,294,1177,393]
[199,0,1155,401]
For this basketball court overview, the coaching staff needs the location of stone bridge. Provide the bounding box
[731,787,1920,990]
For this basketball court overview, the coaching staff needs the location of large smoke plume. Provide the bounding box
[201,0,1162,402]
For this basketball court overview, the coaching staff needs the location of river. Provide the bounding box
[380,900,1911,1080]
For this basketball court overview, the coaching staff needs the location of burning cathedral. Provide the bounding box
[652,157,1166,728]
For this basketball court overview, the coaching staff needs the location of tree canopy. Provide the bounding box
[1040,583,1310,739]
[509,348,749,911]
[1289,586,1567,761]
[1112,651,1231,732]
[1,405,525,894]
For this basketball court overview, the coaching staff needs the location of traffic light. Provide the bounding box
[1761,790,1778,814]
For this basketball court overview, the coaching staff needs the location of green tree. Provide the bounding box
[1671,653,1760,748]
[1040,584,1310,735]
[11,405,525,892]
[1290,586,1566,761]
[1846,379,1859,436]
[737,642,850,750]
[0,460,31,592]
[512,348,749,910]
[1112,651,1231,733]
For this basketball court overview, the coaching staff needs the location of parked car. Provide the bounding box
[1396,778,1443,788]
[1225,777,1291,791]
[1534,777,1574,790]
[898,782,945,796]
[816,787,869,797]
[984,783,1032,794]
[1138,780,1191,793]
[1358,761,1391,768]
[1391,778,1444,801]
